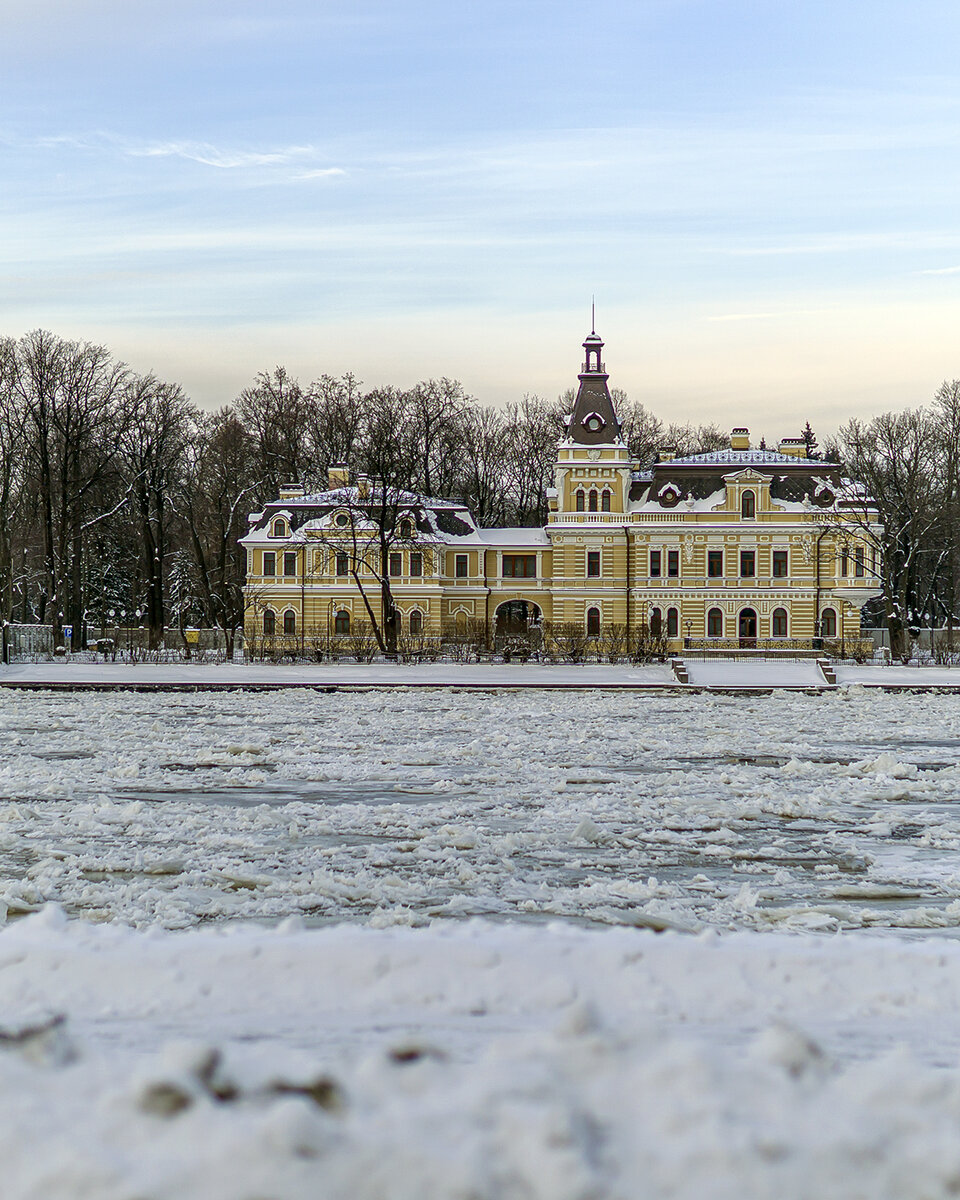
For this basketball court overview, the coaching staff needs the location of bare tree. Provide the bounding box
[836,409,940,659]
[236,367,308,498]
[179,408,258,657]
[10,331,130,647]
[118,376,195,649]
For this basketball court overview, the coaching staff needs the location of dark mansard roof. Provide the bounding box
[628,451,844,507]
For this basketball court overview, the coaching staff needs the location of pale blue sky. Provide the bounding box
[3,0,960,435]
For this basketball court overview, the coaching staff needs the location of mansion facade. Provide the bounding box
[241,329,882,651]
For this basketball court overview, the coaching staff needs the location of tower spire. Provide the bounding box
[591,296,595,335]
[565,325,622,445]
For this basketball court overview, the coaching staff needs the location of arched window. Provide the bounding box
[740,490,756,520]
[262,609,276,636]
[283,610,296,636]
[649,607,662,637]
[772,607,788,638]
[666,607,679,638]
[707,607,723,638]
[588,490,598,513]
[399,519,412,539]
[576,489,585,512]
[586,607,601,637]
[601,490,611,512]
[272,519,287,538]
[334,610,350,635]
[820,607,837,637]
[409,609,423,636]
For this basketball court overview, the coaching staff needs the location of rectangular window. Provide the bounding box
[262,551,276,577]
[772,550,788,578]
[336,552,349,577]
[410,552,422,577]
[667,549,679,578]
[740,550,755,578]
[455,553,468,578]
[389,552,403,577]
[587,550,601,578]
[502,554,537,578]
[283,551,297,577]
[855,546,865,577]
[839,548,848,576]
[649,550,661,578]
[707,550,724,577]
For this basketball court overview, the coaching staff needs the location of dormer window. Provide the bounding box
[583,413,604,433]
[399,519,412,539]
[740,490,756,520]
[271,518,287,538]
[334,512,349,528]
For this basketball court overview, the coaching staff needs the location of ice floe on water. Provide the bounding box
[0,686,959,931]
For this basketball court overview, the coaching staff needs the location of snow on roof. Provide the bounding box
[479,527,550,547]
[267,485,471,510]
[660,449,828,468]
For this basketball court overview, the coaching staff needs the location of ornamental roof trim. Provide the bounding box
[659,449,827,468]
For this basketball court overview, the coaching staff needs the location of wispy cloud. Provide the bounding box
[918,265,960,275]
[291,168,348,181]
[37,132,345,177]
[706,312,781,323]
[127,140,318,169]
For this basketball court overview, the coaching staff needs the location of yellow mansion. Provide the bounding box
[242,329,881,653]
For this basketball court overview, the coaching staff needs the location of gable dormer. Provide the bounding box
[716,469,773,516]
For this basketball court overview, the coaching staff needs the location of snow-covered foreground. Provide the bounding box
[4,684,960,1196]
[5,912,960,1199]
[1,685,960,931]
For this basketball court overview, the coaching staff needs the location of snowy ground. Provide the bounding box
[3,683,960,1196]
[3,659,960,689]
[7,914,960,1199]
[0,661,678,688]
[682,659,826,687]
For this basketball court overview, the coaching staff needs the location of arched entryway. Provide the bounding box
[738,607,757,648]
[494,600,542,647]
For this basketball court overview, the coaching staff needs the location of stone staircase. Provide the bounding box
[670,657,690,684]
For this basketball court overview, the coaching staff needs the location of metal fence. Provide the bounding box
[3,624,244,663]
[681,637,875,662]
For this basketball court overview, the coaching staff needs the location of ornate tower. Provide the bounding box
[565,328,623,446]
[549,324,631,520]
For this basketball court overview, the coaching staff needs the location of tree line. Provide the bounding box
[829,382,960,658]
[0,329,956,658]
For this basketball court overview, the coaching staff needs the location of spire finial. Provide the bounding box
[591,296,595,334]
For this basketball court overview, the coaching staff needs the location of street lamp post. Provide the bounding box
[326,598,336,660]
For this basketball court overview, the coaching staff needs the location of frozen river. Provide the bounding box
[2,684,959,933]
[5,685,960,1198]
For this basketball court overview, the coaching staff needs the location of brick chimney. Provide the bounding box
[327,463,350,490]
